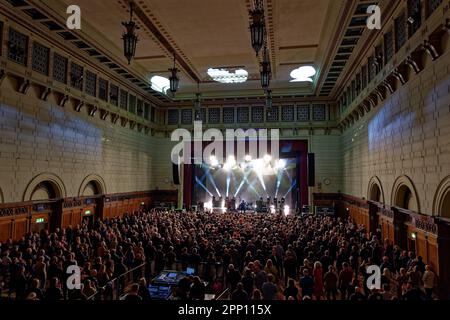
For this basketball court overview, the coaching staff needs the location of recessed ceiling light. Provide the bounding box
[207,68,248,84]
[151,76,170,94]
[290,66,316,83]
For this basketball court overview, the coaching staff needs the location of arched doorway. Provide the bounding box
[23,173,67,233]
[78,175,107,226]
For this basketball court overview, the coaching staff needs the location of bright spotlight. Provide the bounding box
[253,159,264,170]
[275,159,286,169]
[223,163,230,171]
[244,155,252,162]
[205,201,213,212]
[270,205,276,214]
[264,154,272,163]
[210,156,219,167]
[240,163,247,170]
[227,155,236,167]
[284,205,290,216]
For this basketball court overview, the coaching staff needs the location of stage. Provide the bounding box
[182,140,309,212]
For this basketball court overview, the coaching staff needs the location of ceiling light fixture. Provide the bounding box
[207,68,249,84]
[289,66,316,83]
[151,76,170,94]
[122,1,139,65]
[168,52,180,95]
[249,0,265,56]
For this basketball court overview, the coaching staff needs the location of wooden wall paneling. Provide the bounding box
[0,218,12,242]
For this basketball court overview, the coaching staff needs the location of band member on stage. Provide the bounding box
[225,197,230,211]
[239,200,246,214]
[256,197,264,213]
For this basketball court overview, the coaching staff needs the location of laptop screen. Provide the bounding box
[186,267,195,275]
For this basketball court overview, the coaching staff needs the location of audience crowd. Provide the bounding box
[0,209,438,301]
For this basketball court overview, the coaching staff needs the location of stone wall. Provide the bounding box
[342,50,450,216]
[0,78,177,203]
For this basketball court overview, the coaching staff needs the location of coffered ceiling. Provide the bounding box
[22,0,377,103]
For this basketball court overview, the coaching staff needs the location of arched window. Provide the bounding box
[30,181,60,201]
[391,176,420,212]
[433,176,450,218]
[82,181,102,196]
[367,176,385,203]
[78,175,106,197]
[369,184,381,202]
[23,173,66,201]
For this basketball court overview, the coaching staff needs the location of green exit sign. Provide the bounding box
[85,210,92,215]
[36,218,45,224]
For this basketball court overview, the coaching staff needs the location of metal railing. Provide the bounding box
[87,262,147,300]
[215,288,230,300]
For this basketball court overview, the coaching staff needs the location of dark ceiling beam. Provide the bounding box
[333,0,399,99]
[314,0,354,96]
[132,3,201,83]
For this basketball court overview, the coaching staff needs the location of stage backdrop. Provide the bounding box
[183,140,308,211]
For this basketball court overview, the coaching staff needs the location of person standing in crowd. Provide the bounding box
[323,265,338,300]
[262,274,278,300]
[422,265,436,300]
[313,261,324,300]
[124,283,142,302]
[283,278,299,300]
[0,209,440,302]
[299,269,314,299]
[231,282,249,301]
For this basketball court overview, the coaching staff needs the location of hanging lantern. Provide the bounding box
[260,45,271,89]
[194,82,202,119]
[249,0,265,55]
[122,2,139,65]
[265,89,273,108]
[194,92,202,110]
[260,64,271,89]
[169,53,179,94]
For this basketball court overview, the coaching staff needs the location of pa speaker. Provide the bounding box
[308,153,315,187]
[173,163,180,185]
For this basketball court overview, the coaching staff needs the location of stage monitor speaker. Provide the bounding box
[308,153,315,187]
[173,163,180,185]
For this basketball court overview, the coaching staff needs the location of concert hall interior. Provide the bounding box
[1,0,450,303]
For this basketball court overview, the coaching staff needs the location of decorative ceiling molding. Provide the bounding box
[333,0,399,99]
[130,1,202,83]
